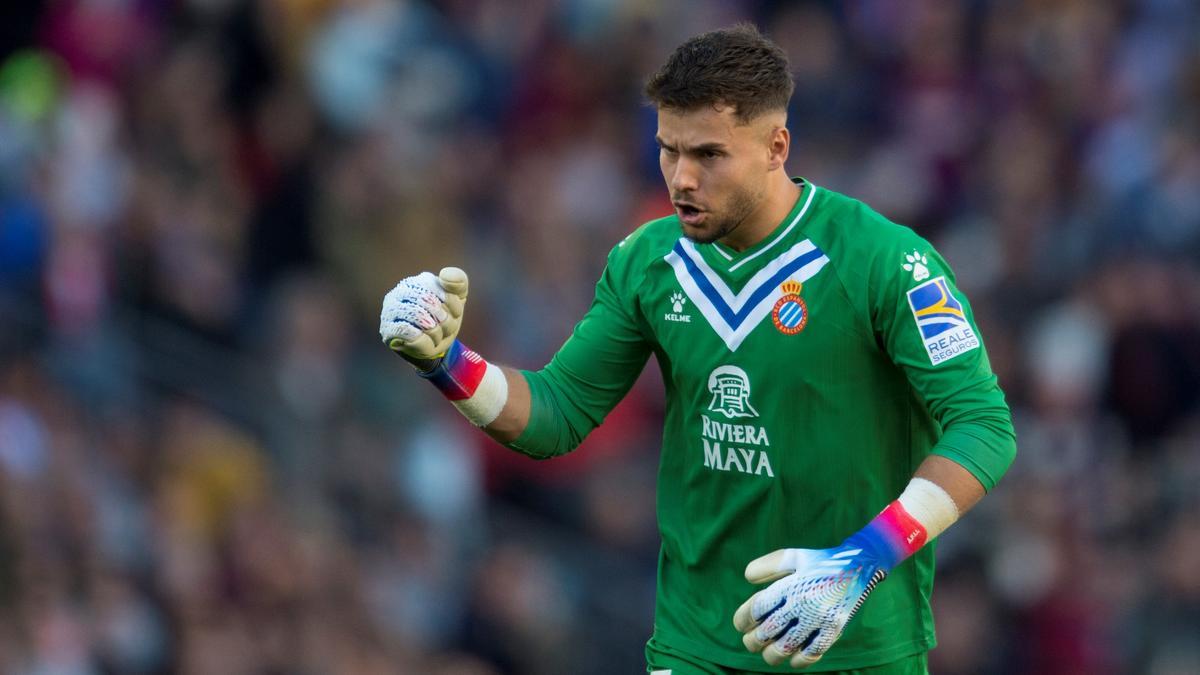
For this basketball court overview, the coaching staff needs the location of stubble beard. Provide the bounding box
[681,183,761,245]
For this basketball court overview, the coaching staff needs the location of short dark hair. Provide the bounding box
[644,23,794,124]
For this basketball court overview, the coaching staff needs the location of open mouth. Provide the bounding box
[675,203,705,225]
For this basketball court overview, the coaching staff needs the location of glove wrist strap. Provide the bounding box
[418,340,508,427]
[418,340,486,399]
[848,478,959,571]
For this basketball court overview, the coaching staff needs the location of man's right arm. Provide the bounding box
[491,254,653,458]
[382,249,652,458]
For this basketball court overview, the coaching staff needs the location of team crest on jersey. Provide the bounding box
[706,365,759,418]
[907,276,980,365]
[771,280,808,335]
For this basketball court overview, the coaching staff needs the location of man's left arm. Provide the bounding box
[872,235,1019,511]
[733,235,1016,669]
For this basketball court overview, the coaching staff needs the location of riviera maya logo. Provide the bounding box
[707,365,759,418]
[771,280,808,335]
[903,250,930,281]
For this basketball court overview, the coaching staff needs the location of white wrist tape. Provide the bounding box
[896,477,960,541]
[451,361,508,427]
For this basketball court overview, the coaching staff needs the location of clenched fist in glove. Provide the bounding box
[380,267,470,362]
[380,267,508,427]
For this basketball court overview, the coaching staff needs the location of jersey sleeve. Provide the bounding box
[506,243,653,459]
[871,232,1017,491]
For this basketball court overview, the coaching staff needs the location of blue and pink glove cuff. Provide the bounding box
[844,500,928,572]
[418,339,489,401]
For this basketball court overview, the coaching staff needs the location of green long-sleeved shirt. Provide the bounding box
[508,180,1016,671]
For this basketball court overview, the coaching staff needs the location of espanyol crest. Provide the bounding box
[771,280,808,335]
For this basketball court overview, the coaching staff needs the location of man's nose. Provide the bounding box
[671,157,699,194]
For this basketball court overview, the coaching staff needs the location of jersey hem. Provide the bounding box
[652,628,935,673]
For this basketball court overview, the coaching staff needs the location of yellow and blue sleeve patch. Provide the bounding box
[906,276,980,365]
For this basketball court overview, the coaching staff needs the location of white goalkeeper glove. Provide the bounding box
[379,267,469,362]
[734,479,959,669]
[733,543,889,669]
[379,267,508,427]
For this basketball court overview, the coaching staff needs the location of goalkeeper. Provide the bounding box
[381,24,1016,675]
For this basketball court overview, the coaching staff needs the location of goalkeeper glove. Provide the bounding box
[380,267,469,361]
[733,479,957,669]
[380,267,507,426]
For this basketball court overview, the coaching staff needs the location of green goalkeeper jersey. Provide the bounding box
[508,180,1016,672]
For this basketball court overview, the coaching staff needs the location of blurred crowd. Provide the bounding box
[0,0,1198,673]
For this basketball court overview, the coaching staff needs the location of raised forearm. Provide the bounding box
[481,367,531,444]
[382,258,650,459]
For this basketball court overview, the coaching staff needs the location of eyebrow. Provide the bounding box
[655,136,727,153]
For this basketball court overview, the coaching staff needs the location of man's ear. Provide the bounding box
[767,124,790,171]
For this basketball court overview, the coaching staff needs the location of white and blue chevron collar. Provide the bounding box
[709,180,817,271]
[665,239,829,351]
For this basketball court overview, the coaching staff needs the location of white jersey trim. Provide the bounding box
[664,239,829,351]
[728,184,818,272]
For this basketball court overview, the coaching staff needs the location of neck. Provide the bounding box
[719,172,802,252]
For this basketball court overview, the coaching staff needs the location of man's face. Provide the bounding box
[656,104,775,244]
